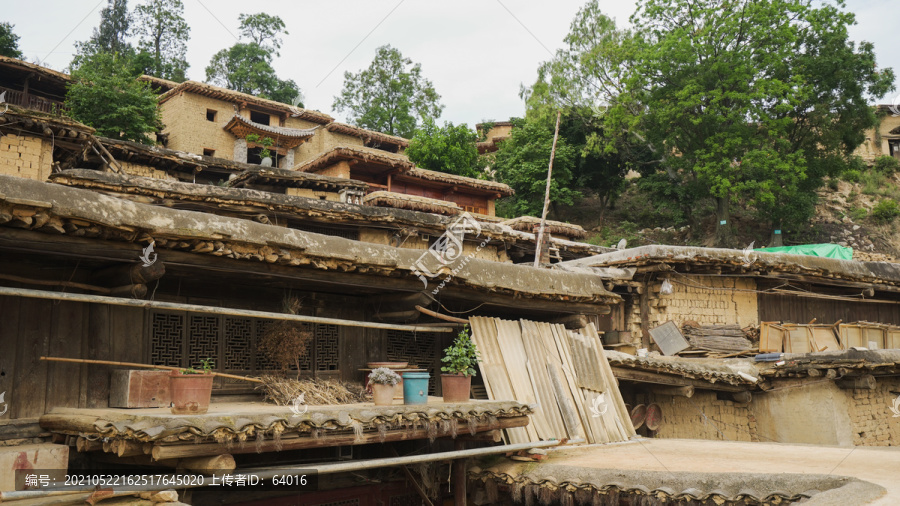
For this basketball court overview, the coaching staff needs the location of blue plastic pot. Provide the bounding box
[401,372,430,405]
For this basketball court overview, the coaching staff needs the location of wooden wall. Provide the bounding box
[0,295,145,420]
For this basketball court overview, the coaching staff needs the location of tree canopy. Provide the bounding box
[406,119,480,178]
[0,22,24,58]
[333,45,443,138]
[492,118,580,217]
[66,51,162,144]
[205,13,300,105]
[527,0,895,246]
[133,0,190,81]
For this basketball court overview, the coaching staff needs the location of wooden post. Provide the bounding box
[453,440,467,506]
[533,110,561,267]
[836,374,876,390]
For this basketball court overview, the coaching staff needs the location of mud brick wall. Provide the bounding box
[285,187,341,202]
[159,92,323,164]
[0,133,52,181]
[294,130,364,167]
[625,276,759,345]
[848,376,900,446]
[117,161,176,181]
[645,390,758,442]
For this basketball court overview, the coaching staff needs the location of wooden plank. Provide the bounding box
[569,331,615,442]
[809,326,841,352]
[492,319,541,441]
[111,306,144,364]
[45,301,85,411]
[87,304,111,408]
[535,321,586,441]
[759,322,783,353]
[0,295,20,421]
[548,323,594,443]
[519,320,566,440]
[12,298,52,418]
[582,324,636,440]
[468,317,529,444]
[863,327,885,349]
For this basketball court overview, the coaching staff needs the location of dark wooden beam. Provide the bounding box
[611,366,746,392]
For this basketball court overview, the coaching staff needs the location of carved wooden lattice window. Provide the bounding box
[150,312,184,367]
[386,330,439,395]
[148,310,339,376]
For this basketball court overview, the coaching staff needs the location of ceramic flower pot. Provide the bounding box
[441,373,471,403]
[371,383,396,406]
[169,371,214,415]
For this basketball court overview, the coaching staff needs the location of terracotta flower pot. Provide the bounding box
[441,373,471,403]
[371,383,396,406]
[169,371,214,415]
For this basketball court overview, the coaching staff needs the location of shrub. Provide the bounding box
[873,155,900,174]
[827,178,839,191]
[842,169,861,183]
[871,199,900,224]
[849,207,868,221]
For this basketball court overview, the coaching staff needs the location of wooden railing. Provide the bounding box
[0,86,67,114]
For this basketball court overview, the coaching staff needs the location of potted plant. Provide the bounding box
[440,326,480,402]
[368,367,401,406]
[246,133,275,167]
[170,358,215,415]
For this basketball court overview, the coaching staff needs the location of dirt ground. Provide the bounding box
[551,438,900,505]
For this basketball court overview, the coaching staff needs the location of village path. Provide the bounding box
[551,438,900,504]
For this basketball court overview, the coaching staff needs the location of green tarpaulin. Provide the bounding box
[755,243,852,260]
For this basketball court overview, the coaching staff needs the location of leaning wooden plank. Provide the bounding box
[582,324,636,440]
[575,330,622,442]
[492,319,542,441]
[536,321,586,440]
[548,323,595,443]
[520,320,568,440]
[468,317,529,444]
[566,330,609,442]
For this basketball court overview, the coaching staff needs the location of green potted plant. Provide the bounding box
[170,358,215,415]
[245,133,275,167]
[368,367,402,406]
[440,326,480,402]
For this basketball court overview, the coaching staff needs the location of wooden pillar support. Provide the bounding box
[453,440,467,506]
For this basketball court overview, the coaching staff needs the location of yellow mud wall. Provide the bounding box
[0,133,52,181]
[285,187,341,202]
[626,276,758,344]
[160,93,236,158]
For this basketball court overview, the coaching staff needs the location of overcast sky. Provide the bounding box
[7,0,899,127]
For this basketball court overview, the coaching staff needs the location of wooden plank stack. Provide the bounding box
[681,324,753,354]
[469,317,635,444]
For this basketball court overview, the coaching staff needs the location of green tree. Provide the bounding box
[72,0,142,73]
[406,118,480,178]
[66,52,162,144]
[238,13,287,55]
[206,14,300,105]
[133,0,190,81]
[620,0,895,246]
[492,118,580,217]
[333,45,443,138]
[0,22,24,58]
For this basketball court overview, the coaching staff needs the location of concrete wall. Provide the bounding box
[0,133,52,181]
[624,275,759,345]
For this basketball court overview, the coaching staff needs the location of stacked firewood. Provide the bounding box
[680,322,758,357]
